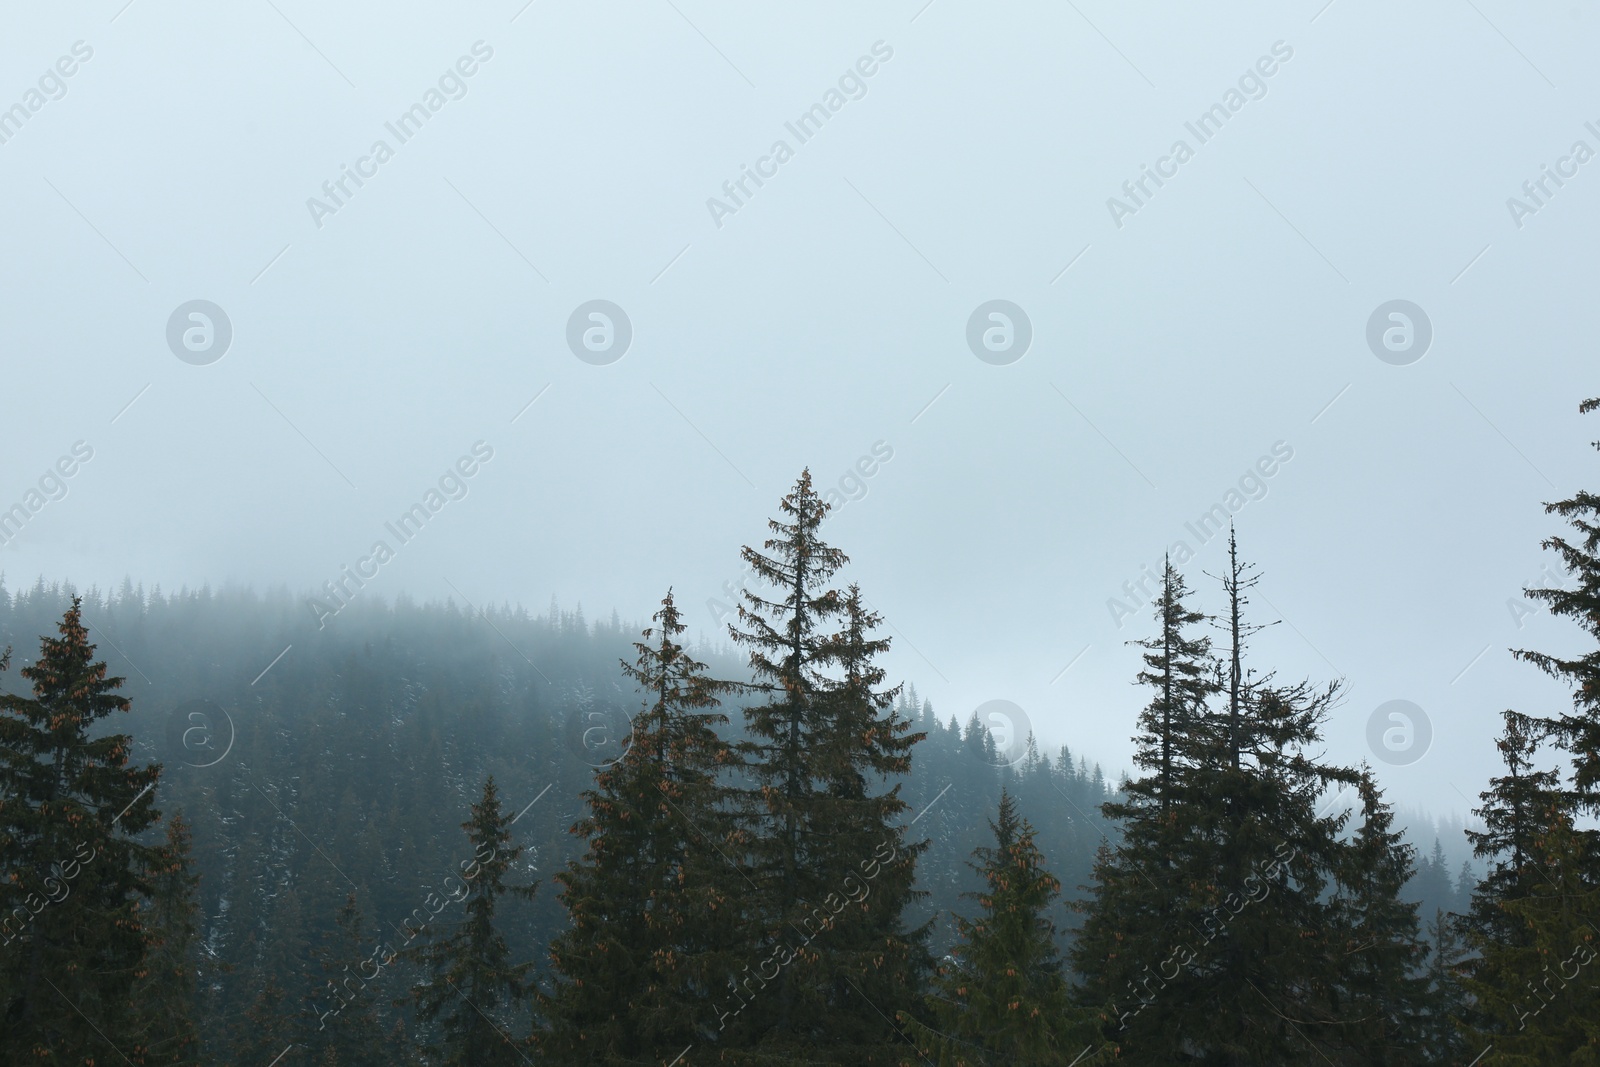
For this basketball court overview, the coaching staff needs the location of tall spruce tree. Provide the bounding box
[1493,816,1600,1057]
[904,790,1094,1066]
[537,589,742,1065]
[1463,806,1600,1060]
[720,471,926,1065]
[1458,397,1600,1059]
[1421,908,1470,1062]
[1193,546,1428,1062]
[1458,709,1567,1044]
[406,776,536,1066]
[1130,559,1218,807]
[0,598,163,1064]
[805,586,929,1059]
[1073,544,1427,1063]
[1513,396,1600,809]
[1071,561,1220,1051]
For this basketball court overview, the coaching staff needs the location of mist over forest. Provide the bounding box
[9,1,1600,1063]
[6,426,1596,1063]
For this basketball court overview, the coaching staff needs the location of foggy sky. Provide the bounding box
[3,0,1597,817]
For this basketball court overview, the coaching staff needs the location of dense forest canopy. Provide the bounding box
[3,394,1598,1063]
[0,568,1111,1062]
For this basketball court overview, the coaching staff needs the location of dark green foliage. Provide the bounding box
[233,974,297,1066]
[1071,561,1223,1052]
[1420,908,1469,1061]
[1456,398,1600,1061]
[537,589,742,1064]
[1460,797,1600,1060]
[0,597,163,1065]
[1461,712,1566,948]
[230,882,314,1062]
[23,419,1597,1064]
[905,789,1095,1065]
[1121,557,1221,809]
[130,812,203,1065]
[719,472,929,1065]
[1511,396,1600,807]
[1072,546,1430,1064]
[1410,839,1461,931]
[802,587,931,1061]
[405,776,537,1066]
[1325,778,1432,1062]
[309,892,406,1066]
[0,578,1109,1064]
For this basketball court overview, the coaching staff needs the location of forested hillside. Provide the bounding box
[3,391,1598,1063]
[0,569,1108,1063]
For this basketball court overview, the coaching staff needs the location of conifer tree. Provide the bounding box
[537,589,742,1065]
[0,598,163,1064]
[235,974,297,1067]
[1459,712,1563,967]
[1489,817,1600,1056]
[1421,908,1470,1062]
[904,790,1094,1066]
[961,712,994,764]
[805,586,929,1059]
[1413,838,1455,922]
[1454,861,1476,914]
[1323,777,1431,1062]
[311,893,402,1067]
[131,812,203,1065]
[720,471,926,1065]
[1071,562,1219,1049]
[1460,799,1600,1059]
[1513,395,1600,809]
[1073,545,1428,1063]
[1130,560,1218,807]
[232,884,313,1063]
[1209,529,1269,771]
[1458,397,1600,1058]
[406,776,536,1066]
[1420,908,1465,1062]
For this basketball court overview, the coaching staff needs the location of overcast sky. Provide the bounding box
[2,0,1596,817]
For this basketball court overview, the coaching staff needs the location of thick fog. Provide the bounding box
[3,1,1597,814]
